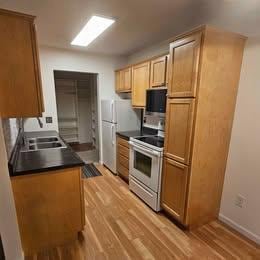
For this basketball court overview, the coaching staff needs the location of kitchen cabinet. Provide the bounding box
[168,33,201,98]
[132,61,150,107]
[150,55,168,88]
[121,67,132,92]
[161,158,188,222]
[115,67,131,93]
[164,98,195,165]
[166,54,170,86]
[116,136,130,181]
[162,26,246,228]
[115,71,121,92]
[0,8,44,118]
[11,167,85,255]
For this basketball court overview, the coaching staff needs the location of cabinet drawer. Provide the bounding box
[117,137,129,148]
[117,164,129,180]
[117,144,129,159]
[118,154,129,169]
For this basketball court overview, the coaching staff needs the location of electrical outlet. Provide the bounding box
[235,195,246,208]
[45,117,53,124]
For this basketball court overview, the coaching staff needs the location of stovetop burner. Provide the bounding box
[134,135,164,148]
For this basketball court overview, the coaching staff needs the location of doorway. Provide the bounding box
[54,70,99,164]
[0,235,4,260]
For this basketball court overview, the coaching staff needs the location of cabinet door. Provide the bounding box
[164,98,195,164]
[168,33,201,97]
[150,55,167,88]
[161,158,188,222]
[166,54,170,87]
[0,10,44,118]
[115,71,121,92]
[122,67,132,92]
[11,167,84,254]
[132,61,150,107]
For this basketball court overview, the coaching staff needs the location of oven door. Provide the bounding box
[129,141,161,192]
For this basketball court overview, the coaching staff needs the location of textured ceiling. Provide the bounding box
[0,0,260,56]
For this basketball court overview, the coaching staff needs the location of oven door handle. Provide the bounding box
[129,141,160,157]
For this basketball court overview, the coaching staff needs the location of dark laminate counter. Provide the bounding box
[9,131,84,177]
[116,127,157,141]
[116,130,143,140]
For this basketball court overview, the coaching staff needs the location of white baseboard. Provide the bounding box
[219,214,260,245]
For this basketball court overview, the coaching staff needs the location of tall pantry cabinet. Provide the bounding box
[161,26,246,228]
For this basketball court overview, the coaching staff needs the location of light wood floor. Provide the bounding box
[25,165,260,259]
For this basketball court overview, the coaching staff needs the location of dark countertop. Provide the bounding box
[116,127,157,140]
[116,130,143,140]
[9,131,84,177]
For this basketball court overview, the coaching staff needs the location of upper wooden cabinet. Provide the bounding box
[150,55,168,88]
[115,71,121,92]
[168,33,201,98]
[164,98,195,165]
[132,61,150,107]
[0,9,44,118]
[122,67,132,92]
[161,158,188,222]
[115,67,132,93]
[166,54,170,86]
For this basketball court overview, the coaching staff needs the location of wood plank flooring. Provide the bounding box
[25,165,260,259]
[69,143,94,152]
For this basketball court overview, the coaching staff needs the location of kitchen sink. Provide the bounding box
[28,137,59,144]
[21,136,67,152]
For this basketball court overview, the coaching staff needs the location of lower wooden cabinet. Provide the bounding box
[11,167,85,255]
[161,157,188,223]
[116,136,130,181]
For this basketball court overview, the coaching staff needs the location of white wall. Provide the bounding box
[219,37,260,244]
[128,37,260,244]
[0,120,23,260]
[24,46,126,161]
[127,40,169,65]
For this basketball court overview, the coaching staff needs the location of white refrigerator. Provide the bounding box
[101,99,140,173]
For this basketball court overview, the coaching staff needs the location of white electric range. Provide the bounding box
[129,135,164,211]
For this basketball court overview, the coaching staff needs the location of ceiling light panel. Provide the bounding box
[71,15,115,47]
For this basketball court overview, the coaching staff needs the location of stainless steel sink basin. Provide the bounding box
[29,137,59,144]
[21,136,67,152]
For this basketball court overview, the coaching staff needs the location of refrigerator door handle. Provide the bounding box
[111,101,114,123]
[111,125,115,145]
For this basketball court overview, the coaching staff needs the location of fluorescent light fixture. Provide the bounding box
[71,15,115,47]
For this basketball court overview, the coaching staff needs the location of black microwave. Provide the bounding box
[145,88,167,116]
